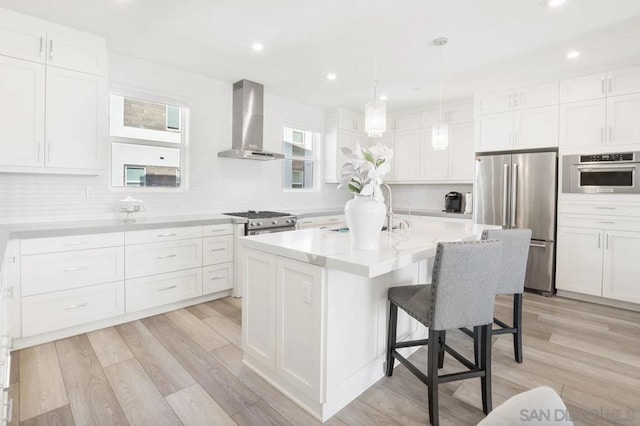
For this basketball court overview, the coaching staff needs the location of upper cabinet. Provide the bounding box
[474,82,559,152]
[324,108,369,183]
[559,66,640,149]
[0,8,108,174]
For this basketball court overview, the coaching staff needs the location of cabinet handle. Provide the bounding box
[601,77,605,95]
[600,127,604,144]
[597,233,601,249]
[158,233,177,237]
[39,37,43,58]
[157,254,177,259]
[508,94,512,109]
[46,142,51,164]
[49,40,53,60]
[514,93,519,108]
[210,275,226,280]
[63,266,87,272]
[608,76,612,93]
[210,248,226,252]
[599,221,615,224]
[158,285,177,291]
[209,229,226,233]
[64,303,88,310]
[65,241,86,246]
[594,207,615,210]
[608,126,613,143]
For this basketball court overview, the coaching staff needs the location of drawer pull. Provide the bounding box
[158,233,178,237]
[64,303,88,310]
[210,248,226,252]
[593,207,615,210]
[158,285,177,291]
[209,229,227,233]
[64,266,87,272]
[65,241,85,245]
[599,221,615,224]
[4,396,13,422]
[211,275,226,280]
[157,254,177,259]
[529,243,546,249]
[329,218,339,221]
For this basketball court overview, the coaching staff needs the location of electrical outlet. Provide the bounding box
[302,282,312,304]
[85,186,94,199]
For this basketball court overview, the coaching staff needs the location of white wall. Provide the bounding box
[0,54,349,224]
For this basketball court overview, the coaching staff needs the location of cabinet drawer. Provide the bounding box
[203,223,234,236]
[125,226,202,245]
[203,235,233,266]
[558,201,640,217]
[558,214,640,232]
[203,263,234,294]
[126,268,202,313]
[22,247,124,296]
[22,281,124,337]
[125,238,202,279]
[21,232,123,255]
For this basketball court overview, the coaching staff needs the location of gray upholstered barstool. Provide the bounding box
[385,240,502,426]
[456,229,532,365]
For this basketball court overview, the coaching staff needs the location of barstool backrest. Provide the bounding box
[481,229,532,295]
[429,240,502,331]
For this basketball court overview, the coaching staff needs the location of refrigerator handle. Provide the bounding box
[502,164,509,228]
[511,163,518,228]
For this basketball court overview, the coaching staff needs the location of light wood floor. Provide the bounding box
[8,294,640,426]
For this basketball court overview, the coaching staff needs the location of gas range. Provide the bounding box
[223,210,297,235]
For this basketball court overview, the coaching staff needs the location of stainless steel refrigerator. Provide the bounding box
[474,151,557,294]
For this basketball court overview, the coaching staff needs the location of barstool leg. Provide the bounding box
[480,324,493,414]
[385,302,398,376]
[427,328,440,425]
[438,331,446,368]
[513,293,523,363]
[473,326,481,367]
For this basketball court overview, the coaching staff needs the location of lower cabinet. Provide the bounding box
[126,268,203,313]
[602,230,640,304]
[203,263,234,295]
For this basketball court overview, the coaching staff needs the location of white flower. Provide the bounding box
[338,142,393,202]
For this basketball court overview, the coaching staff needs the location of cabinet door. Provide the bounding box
[0,9,47,63]
[447,103,473,124]
[559,99,606,149]
[420,109,440,129]
[337,109,361,132]
[559,73,607,103]
[0,56,45,167]
[393,113,421,131]
[476,89,513,115]
[448,122,474,182]
[46,28,107,76]
[607,66,640,97]
[514,82,558,110]
[241,248,277,370]
[393,130,422,181]
[276,257,323,401]
[513,105,559,149]
[45,67,106,170]
[602,230,640,304]
[606,93,640,146]
[380,131,396,181]
[421,129,448,181]
[474,111,513,152]
[556,227,603,296]
[335,129,356,177]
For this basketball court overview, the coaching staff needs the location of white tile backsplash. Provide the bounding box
[390,184,473,212]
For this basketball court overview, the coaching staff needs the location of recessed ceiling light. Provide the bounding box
[326,73,337,81]
[548,0,566,7]
[379,95,388,101]
[567,50,581,59]
[251,42,264,52]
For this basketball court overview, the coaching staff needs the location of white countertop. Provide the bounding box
[240,217,497,278]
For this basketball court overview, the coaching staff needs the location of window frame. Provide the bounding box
[282,121,321,193]
[108,86,190,193]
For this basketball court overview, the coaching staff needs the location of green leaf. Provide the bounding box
[363,151,375,164]
[376,159,385,167]
[348,183,360,193]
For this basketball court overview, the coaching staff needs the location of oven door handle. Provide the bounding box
[577,165,636,172]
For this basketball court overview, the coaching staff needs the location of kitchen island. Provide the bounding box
[239,217,497,422]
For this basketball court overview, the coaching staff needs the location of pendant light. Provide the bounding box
[432,37,448,151]
[365,0,386,138]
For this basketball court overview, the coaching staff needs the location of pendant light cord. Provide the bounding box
[438,43,443,126]
[373,0,378,103]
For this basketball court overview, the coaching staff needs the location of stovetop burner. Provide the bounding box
[224,210,292,220]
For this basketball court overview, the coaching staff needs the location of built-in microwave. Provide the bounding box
[563,152,640,194]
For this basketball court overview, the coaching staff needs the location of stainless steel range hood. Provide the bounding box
[218,79,284,160]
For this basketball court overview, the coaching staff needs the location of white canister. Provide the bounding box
[464,192,473,214]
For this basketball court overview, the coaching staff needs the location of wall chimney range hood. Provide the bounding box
[218,79,284,160]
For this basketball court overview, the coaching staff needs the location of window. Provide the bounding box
[109,92,187,189]
[283,126,318,190]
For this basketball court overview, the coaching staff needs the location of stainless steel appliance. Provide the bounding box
[444,191,463,213]
[224,211,297,235]
[474,151,557,294]
[563,152,640,194]
[218,80,285,160]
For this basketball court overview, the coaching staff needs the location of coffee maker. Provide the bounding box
[444,191,463,213]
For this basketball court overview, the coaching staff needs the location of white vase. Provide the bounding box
[344,194,386,250]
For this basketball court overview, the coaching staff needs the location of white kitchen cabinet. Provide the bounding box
[556,227,603,297]
[0,8,46,63]
[559,99,606,149]
[393,130,422,181]
[203,263,234,294]
[45,26,107,76]
[559,73,607,103]
[203,235,234,265]
[606,92,640,146]
[125,238,203,279]
[126,268,203,313]
[514,82,559,110]
[513,105,559,150]
[0,55,45,168]
[602,230,640,304]
[392,113,421,131]
[448,122,474,182]
[474,111,513,152]
[45,66,106,170]
[275,257,323,401]
[325,108,370,183]
[421,129,448,181]
[475,89,513,115]
[337,108,365,133]
[608,66,640,97]
[298,215,345,230]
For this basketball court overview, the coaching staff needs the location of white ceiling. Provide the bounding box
[3,0,640,111]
